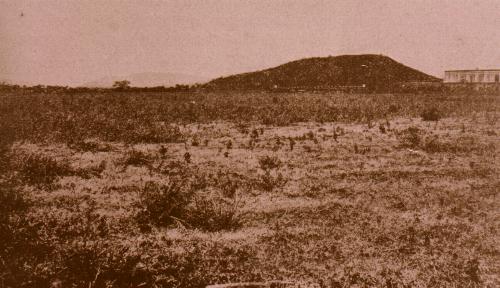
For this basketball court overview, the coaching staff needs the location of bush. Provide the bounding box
[185,193,240,232]
[136,180,194,227]
[212,171,240,198]
[13,153,73,185]
[421,107,442,121]
[256,156,286,192]
[121,149,152,167]
[258,155,282,171]
[73,160,107,179]
[259,171,287,192]
[67,138,112,152]
[397,127,423,149]
[136,172,241,231]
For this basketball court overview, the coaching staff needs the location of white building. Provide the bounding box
[444,69,500,83]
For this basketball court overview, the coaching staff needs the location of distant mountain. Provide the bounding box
[0,79,12,85]
[204,54,440,91]
[0,78,23,85]
[82,72,208,88]
[0,78,35,87]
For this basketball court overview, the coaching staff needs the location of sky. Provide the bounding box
[0,0,499,86]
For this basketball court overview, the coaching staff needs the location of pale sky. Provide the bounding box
[1,0,499,86]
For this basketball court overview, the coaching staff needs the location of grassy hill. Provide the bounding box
[205,54,440,91]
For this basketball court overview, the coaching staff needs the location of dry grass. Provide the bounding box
[0,92,498,287]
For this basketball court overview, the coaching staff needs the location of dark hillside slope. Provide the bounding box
[204,54,440,91]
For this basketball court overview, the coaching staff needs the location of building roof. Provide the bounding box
[445,69,500,72]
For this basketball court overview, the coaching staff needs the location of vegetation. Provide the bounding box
[421,107,442,121]
[0,90,498,287]
[112,80,131,90]
[0,91,496,144]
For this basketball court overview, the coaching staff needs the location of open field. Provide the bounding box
[1,92,499,287]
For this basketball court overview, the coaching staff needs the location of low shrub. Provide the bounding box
[158,160,191,177]
[212,171,240,198]
[73,160,107,179]
[258,155,282,171]
[259,171,287,192]
[397,127,424,149]
[67,138,112,152]
[121,149,152,167]
[13,153,73,185]
[421,107,442,121]
[256,155,286,192]
[136,180,194,227]
[185,193,240,232]
[136,172,241,231]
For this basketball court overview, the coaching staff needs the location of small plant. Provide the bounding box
[191,137,200,147]
[257,155,286,192]
[184,152,191,163]
[303,145,312,153]
[274,137,283,150]
[259,171,287,192]
[288,137,295,151]
[159,145,168,158]
[251,129,259,140]
[248,139,255,150]
[306,131,315,140]
[213,171,240,198]
[333,130,338,142]
[379,123,386,134]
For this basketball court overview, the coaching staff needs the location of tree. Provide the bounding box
[112,80,131,90]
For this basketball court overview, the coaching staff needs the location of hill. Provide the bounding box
[82,72,208,88]
[204,54,440,91]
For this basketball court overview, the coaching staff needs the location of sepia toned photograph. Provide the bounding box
[0,1,498,287]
